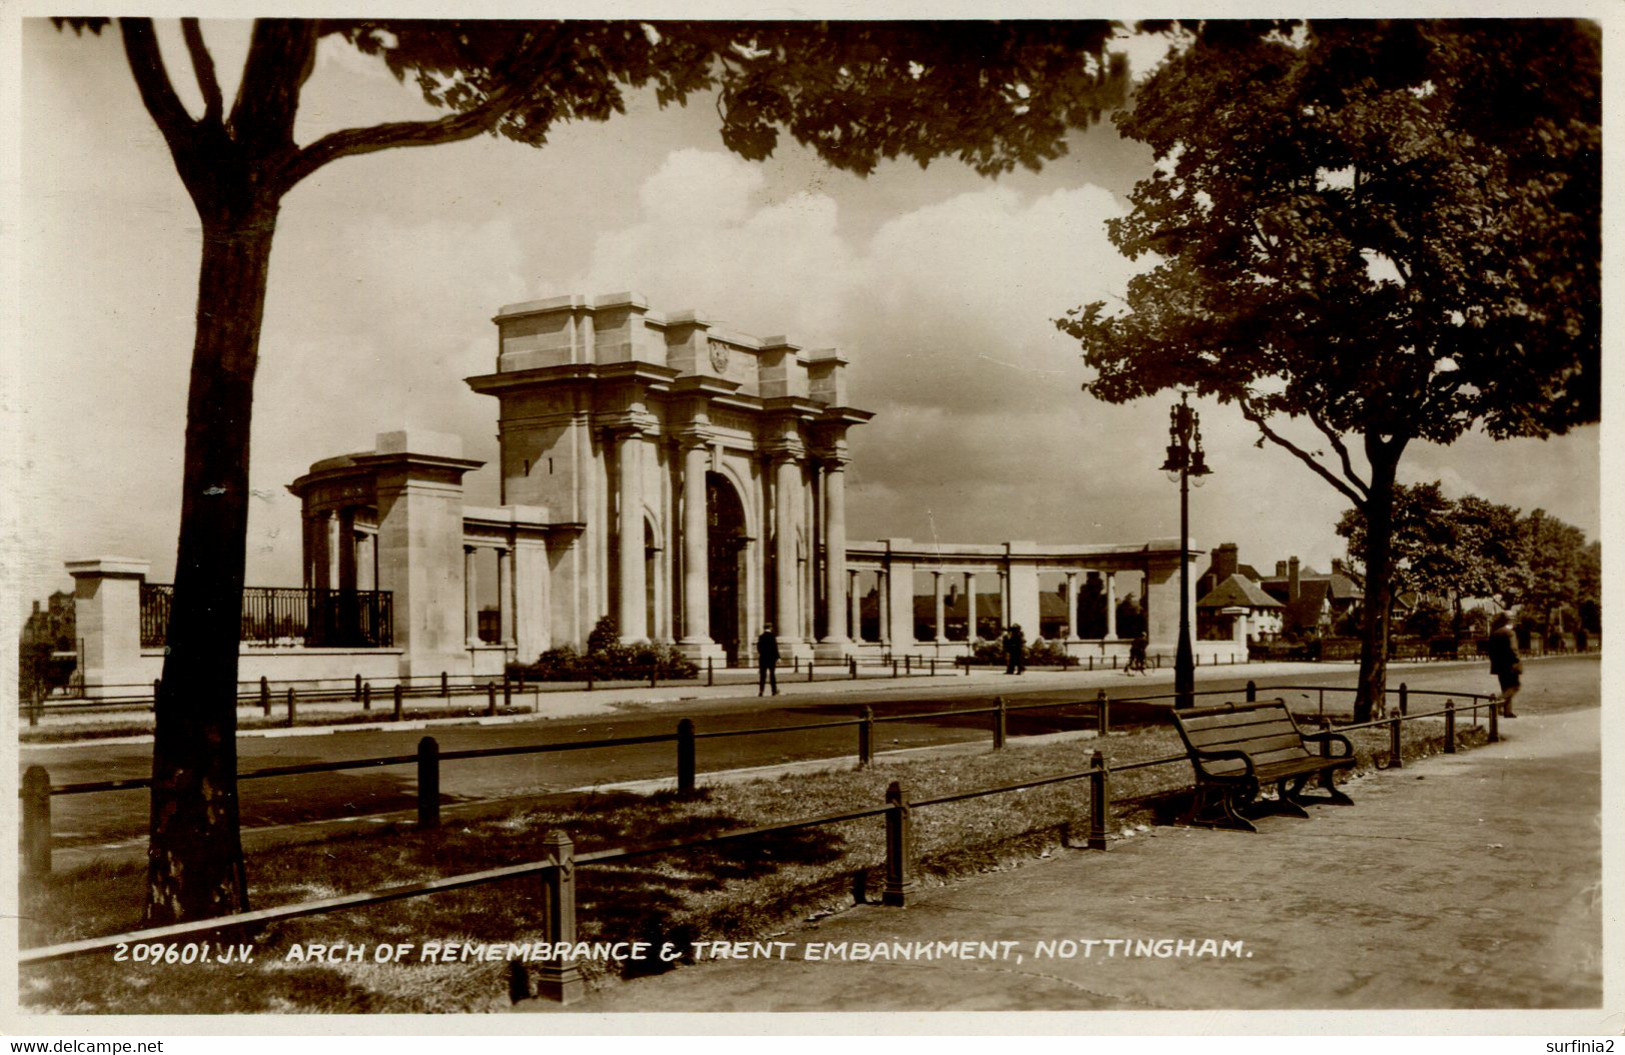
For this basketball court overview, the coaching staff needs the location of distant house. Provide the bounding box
[1258,557,1363,637]
[1196,544,1282,642]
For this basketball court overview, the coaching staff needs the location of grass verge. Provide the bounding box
[19,712,1487,1014]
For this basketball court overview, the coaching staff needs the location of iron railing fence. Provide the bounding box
[139,584,393,649]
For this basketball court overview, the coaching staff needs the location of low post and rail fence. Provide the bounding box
[19,680,1499,1003]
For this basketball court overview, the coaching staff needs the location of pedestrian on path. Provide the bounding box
[1126,632,1149,675]
[1003,624,1027,675]
[1486,612,1520,717]
[757,624,780,697]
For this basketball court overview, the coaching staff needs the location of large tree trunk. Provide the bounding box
[145,204,279,925]
[1353,450,1402,724]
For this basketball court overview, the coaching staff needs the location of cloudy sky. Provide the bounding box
[10,18,1604,613]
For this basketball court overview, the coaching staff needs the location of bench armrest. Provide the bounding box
[1189,747,1255,780]
[1301,731,1354,758]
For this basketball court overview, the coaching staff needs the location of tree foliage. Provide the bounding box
[1057,20,1599,718]
[1337,485,1598,638]
[56,17,1131,923]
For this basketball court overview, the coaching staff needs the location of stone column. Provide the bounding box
[1065,571,1079,640]
[965,571,979,641]
[773,453,800,643]
[326,511,341,591]
[817,458,850,659]
[337,508,358,591]
[878,568,891,647]
[848,569,860,642]
[616,430,648,641]
[678,440,712,652]
[464,546,480,645]
[933,571,947,643]
[1105,571,1118,640]
[309,511,336,590]
[498,547,517,646]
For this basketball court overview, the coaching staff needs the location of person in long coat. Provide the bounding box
[1486,613,1520,718]
[757,624,780,697]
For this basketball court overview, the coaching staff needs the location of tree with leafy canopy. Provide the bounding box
[54,17,1130,924]
[1335,483,1527,634]
[1057,20,1598,721]
[1511,509,1595,642]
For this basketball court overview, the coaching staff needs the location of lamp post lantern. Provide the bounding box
[1160,391,1211,709]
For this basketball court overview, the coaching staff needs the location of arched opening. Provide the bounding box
[707,472,747,664]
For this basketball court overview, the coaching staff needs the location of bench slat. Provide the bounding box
[1188,727,1301,752]
[1184,719,1299,746]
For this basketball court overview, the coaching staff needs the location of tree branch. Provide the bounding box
[180,18,223,124]
[1307,408,1366,494]
[118,18,197,162]
[1241,401,1368,506]
[229,19,319,154]
[272,27,568,194]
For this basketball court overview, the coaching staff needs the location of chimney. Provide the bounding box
[1276,561,1288,577]
[1214,543,1239,581]
[1289,556,1301,602]
[1331,558,1344,576]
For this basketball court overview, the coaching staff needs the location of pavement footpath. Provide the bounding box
[525,703,1604,1014]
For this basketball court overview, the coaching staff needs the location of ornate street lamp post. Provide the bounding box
[1161,392,1212,709]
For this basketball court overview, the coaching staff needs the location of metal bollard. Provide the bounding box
[362,682,371,711]
[487,683,497,716]
[1087,751,1110,850]
[355,674,363,702]
[286,687,296,727]
[1246,680,1257,703]
[441,671,449,698]
[793,656,799,674]
[964,657,971,676]
[904,655,911,674]
[859,706,874,767]
[807,660,814,683]
[1444,700,1456,754]
[993,696,1007,750]
[707,657,714,687]
[892,660,898,678]
[930,658,936,676]
[393,684,404,721]
[677,718,696,796]
[536,831,584,1004]
[1488,698,1499,743]
[417,737,440,828]
[23,765,51,876]
[504,676,513,710]
[882,781,914,907]
[260,677,271,716]
[1096,690,1110,736]
[153,678,161,713]
[649,665,657,689]
[1389,714,1403,768]
[1088,655,1094,671]
[850,657,858,680]
[1399,683,1408,716]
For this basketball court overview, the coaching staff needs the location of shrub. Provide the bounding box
[966,636,1078,667]
[514,638,698,682]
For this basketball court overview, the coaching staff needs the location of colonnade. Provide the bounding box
[303,508,379,593]
[847,563,1123,647]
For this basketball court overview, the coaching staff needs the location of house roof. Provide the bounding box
[1198,574,1283,610]
[1260,570,1364,603]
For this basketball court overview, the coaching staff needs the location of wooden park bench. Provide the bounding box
[1171,699,1356,832]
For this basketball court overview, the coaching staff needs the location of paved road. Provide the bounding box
[23,656,1594,855]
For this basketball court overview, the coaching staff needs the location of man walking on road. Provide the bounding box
[757,624,780,697]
